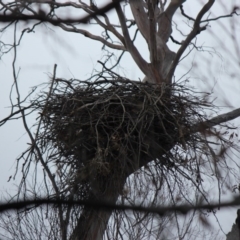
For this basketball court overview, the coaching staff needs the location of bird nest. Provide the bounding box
[37,77,209,196]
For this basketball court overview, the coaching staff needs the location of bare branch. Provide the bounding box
[167,0,215,81]
[113,0,151,78]
[0,0,124,24]
[0,1,127,51]
[179,4,195,22]
[201,10,239,23]
[78,1,126,45]
[191,107,240,133]
[149,0,185,82]
[58,23,125,50]
[1,196,240,216]
[102,14,125,44]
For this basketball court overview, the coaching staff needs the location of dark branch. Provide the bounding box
[1,196,240,216]
[0,0,124,24]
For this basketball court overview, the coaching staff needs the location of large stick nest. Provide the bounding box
[37,77,209,197]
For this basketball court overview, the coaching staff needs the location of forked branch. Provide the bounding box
[167,0,215,80]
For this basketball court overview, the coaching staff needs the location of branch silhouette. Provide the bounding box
[1,196,240,215]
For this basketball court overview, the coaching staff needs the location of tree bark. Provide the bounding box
[69,193,119,240]
[226,224,240,240]
[69,170,127,240]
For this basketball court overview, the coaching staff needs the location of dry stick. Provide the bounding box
[15,64,66,239]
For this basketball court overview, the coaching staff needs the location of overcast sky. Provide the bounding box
[0,0,240,238]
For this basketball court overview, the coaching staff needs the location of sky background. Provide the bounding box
[0,0,240,239]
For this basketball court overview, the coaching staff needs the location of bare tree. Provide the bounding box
[0,0,240,240]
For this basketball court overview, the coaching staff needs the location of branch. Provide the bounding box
[102,14,125,44]
[1,196,240,216]
[58,23,125,50]
[113,0,150,77]
[190,107,240,134]
[179,4,195,22]
[0,0,124,24]
[167,0,215,81]
[154,0,185,81]
[75,0,125,23]
[0,1,126,51]
[148,0,158,69]
[201,10,239,23]
[0,105,34,126]
[78,1,126,45]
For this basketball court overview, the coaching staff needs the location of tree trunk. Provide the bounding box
[70,121,177,240]
[226,224,240,240]
[69,188,121,240]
